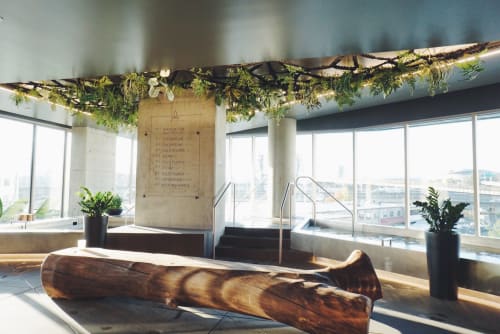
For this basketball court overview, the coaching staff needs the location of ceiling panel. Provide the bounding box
[1,0,500,83]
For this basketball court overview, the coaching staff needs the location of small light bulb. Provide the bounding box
[160,68,171,77]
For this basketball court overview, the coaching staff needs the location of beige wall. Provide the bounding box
[0,231,82,253]
[135,94,225,230]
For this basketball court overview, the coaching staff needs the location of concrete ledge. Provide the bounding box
[0,231,83,253]
[292,230,500,296]
[0,253,46,264]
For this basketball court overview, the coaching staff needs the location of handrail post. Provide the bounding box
[279,182,292,265]
[295,176,354,235]
[294,182,317,225]
[232,183,236,226]
[212,182,233,260]
[289,183,293,230]
[212,205,216,259]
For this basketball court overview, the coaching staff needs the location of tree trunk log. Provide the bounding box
[41,248,382,334]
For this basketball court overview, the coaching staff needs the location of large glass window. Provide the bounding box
[357,127,405,227]
[312,132,353,223]
[253,136,270,219]
[0,118,32,222]
[408,120,474,234]
[230,137,253,220]
[476,114,500,238]
[114,134,137,214]
[32,126,66,219]
[223,112,500,243]
[296,134,312,177]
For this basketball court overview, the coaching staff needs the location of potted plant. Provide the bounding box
[413,186,469,300]
[78,187,114,247]
[106,194,123,216]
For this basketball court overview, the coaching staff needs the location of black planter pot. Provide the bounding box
[83,215,108,247]
[425,231,460,300]
[106,208,123,216]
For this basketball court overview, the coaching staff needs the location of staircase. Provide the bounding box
[215,226,313,265]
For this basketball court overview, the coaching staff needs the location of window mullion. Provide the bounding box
[28,125,37,214]
[404,124,410,229]
[472,114,480,237]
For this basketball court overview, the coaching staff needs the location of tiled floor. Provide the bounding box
[0,260,499,334]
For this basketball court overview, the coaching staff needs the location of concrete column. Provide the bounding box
[268,118,296,218]
[67,127,117,217]
[135,93,225,231]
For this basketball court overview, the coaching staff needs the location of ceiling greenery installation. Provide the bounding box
[3,41,497,130]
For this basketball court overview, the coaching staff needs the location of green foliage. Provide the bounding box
[108,194,123,209]
[333,72,362,108]
[191,69,215,97]
[420,64,450,96]
[0,197,3,218]
[11,90,31,105]
[455,57,484,81]
[0,199,28,222]
[413,187,469,233]
[7,43,491,129]
[370,70,403,98]
[35,199,50,219]
[77,187,114,217]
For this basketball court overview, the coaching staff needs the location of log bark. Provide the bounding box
[41,248,382,334]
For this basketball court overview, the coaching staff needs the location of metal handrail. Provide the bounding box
[295,176,355,237]
[279,181,293,264]
[212,182,236,259]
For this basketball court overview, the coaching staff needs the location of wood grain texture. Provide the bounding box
[41,248,382,334]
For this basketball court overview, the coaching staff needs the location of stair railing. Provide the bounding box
[212,182,236,259]
[279,181,294,264]
[295,176,355,237]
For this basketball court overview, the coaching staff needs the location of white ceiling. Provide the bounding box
[1,0,500,129]
[2,0,500,84]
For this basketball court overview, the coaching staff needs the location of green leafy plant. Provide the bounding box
[108,194,122,209]
[413,187,469,233]
[456,57,484,81]
[0,197,3,218]
[77,187,114,218]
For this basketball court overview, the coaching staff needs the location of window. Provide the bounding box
[223,112,500,244]
[114,134,137,214]
[253,136,271,218]
[408,120,474,234]
[0,116,70,222]
[296,134,312,177]
[476,114,500,238]
[32,126,66,219]
[0,118,32,222]
[312,132,353,222]
[229,137,253,220]
[357,127,405,227]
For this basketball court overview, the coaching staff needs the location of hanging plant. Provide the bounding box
[3,41,497,130]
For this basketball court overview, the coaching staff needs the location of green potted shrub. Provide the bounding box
[106,194,123,216]
[413,186,469,300]
[78,187,114,247]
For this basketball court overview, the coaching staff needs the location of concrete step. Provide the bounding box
[219,234,290,249]
[214,245,313,264]
[224,227,291,239]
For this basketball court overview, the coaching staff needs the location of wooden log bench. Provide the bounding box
[41,248,382,334]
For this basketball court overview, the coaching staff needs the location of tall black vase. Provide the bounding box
[84,215,108,247]
[425,231,460,300]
